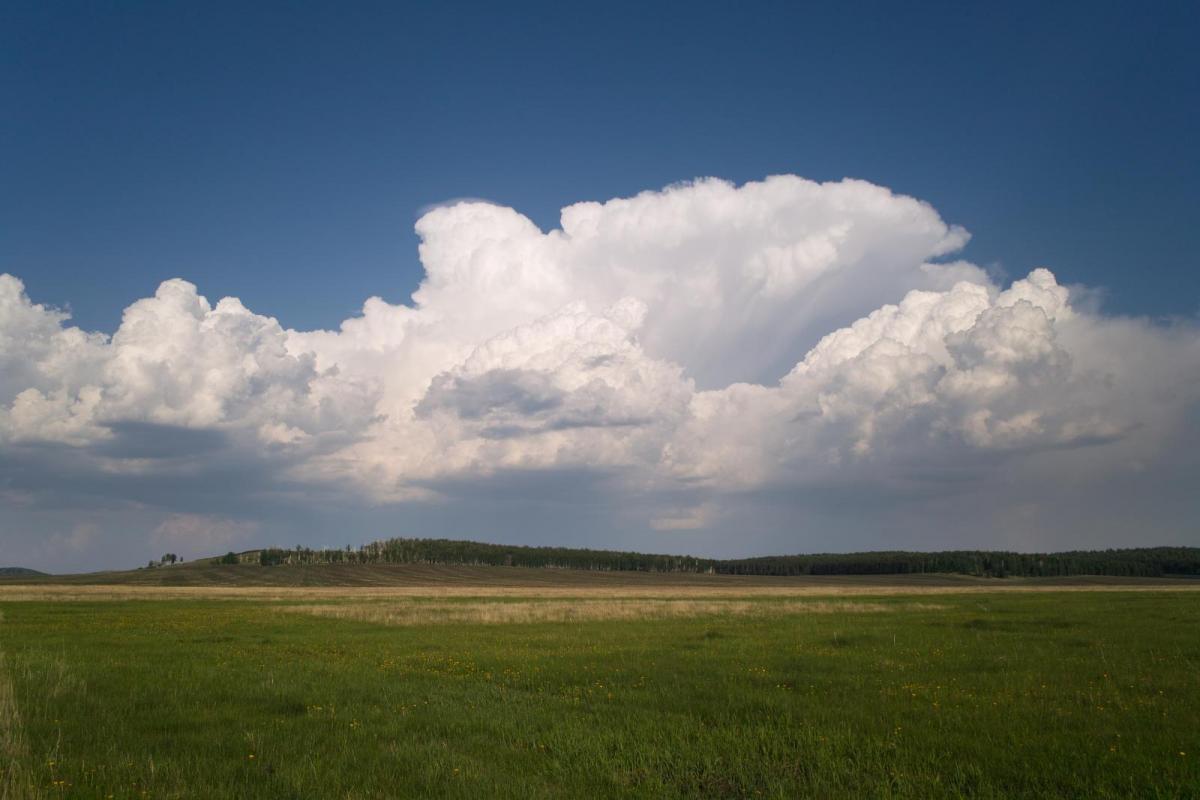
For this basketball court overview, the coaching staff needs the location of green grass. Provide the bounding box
[2,592,1198,798]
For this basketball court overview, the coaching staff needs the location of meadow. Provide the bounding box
[0,577,1197,798]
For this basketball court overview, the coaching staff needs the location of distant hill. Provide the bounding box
[6,540,1199,586]
[0,567,48,577]
[235,539,1200,579]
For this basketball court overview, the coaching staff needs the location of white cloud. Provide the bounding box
[0,275,378,449]
[1,175,1198,560]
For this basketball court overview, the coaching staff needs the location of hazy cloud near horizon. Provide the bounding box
[2,176,1198,571]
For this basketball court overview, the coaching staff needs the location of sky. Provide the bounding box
[2,1,1199,572]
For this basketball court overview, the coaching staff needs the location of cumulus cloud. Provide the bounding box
[2,175,1198,566]
[0,275,376,449]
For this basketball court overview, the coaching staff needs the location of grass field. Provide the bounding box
[1,574,1198,798]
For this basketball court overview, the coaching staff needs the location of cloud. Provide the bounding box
[0,275,378,450]
[407,177,980,390]
[1,175,1198,567]
[651,502,717,531]
[151,513,260,557]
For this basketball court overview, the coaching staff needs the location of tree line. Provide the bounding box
[716,548,1200,577]
[252,539,712,573]
[238,539,1200,578]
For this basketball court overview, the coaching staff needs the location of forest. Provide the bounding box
[241,539,1200,578]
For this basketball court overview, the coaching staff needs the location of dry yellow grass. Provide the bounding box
[283,598,947,626]
[0,581,1197,603]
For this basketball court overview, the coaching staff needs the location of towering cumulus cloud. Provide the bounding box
[2,176,1198,568]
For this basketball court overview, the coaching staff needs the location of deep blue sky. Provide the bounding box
[3,0,1197,334]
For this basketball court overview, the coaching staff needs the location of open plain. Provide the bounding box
[0,567,1197,798]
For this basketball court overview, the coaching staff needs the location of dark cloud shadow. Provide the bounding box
[93,421,229,459]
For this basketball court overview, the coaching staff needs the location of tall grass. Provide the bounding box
[0,612,39,800]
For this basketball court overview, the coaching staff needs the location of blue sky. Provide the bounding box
[2,1,1199,570]
[4,0,1197,333]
